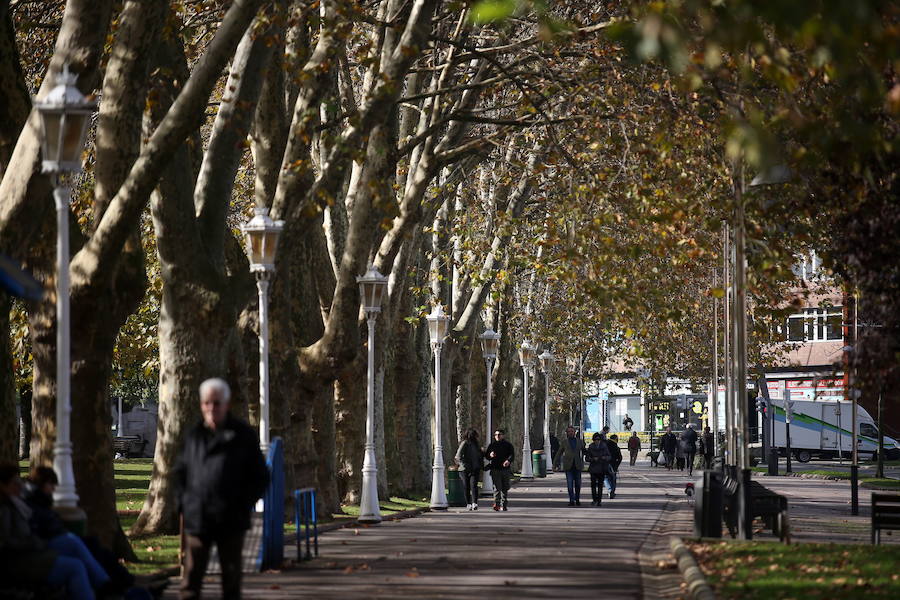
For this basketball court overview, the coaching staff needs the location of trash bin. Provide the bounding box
[446,469,466,507]
[694,470,724,538]
[532,450,547,478]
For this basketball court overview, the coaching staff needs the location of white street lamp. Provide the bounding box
[240,206,284,455]
[356,265,388,523]
[426,303,450,509]
[479,328,501,496]
[34,65,96,511]
[539,349,554,473]
[518,339,536,479]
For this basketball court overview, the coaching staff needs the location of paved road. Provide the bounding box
[165,463,695,599]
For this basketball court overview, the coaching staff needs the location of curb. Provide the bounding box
[670,536,716,600]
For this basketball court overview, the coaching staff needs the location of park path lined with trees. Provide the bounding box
[163,467,693,599]
[0,0,897,567]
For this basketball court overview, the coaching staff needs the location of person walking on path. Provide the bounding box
[622,414,634,431]
[660,427,677,470]
[485,429,514,511]
[675,433,686,471]
[174,378,269,600]
[700,426,715,470]
[605,434,623,499]
[455,429,484,511]
[681,424,699,476]
[627,431,641,466]
[585,433,611,506]
[554,426,585,506]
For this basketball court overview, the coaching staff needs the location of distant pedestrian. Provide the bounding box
[455,428,484,511]
[622,414,634,431]
[700,426,715,470]
[606,434,623,499]
[554,426,585,506]
[485,429,514,511]
[660,427,677,470]
[682,424,699,476]
[675,434,686,471]
[550,434,560,462]
[585,433,611,506]
[627,431,641,466]
[175,378,269,600]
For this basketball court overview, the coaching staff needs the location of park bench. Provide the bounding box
[112,435,146,458]
[871,493,900,545]
[722,474,789,542]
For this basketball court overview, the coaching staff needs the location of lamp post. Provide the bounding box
[539,350,554,473]
[35,65,96,511]
[356,265,389,523]
[479,328,500,496]
[519,340,536,479]
[426,304,450,509]
[240,206,284,455]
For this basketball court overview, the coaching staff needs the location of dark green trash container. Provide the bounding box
[532,450,547,478]
[447,469,466,506]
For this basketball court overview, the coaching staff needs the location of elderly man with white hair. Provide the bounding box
[173,378,268,600]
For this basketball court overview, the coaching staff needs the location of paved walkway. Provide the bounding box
[165,463,696,599]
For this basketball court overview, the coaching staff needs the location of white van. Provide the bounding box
[769,399,900,462]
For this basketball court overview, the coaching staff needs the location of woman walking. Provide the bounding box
[585,433,612,506]
[455,429,484,510]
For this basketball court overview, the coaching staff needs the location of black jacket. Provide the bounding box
[174,415,269,536]
[585,442,611,475]
[661,432,677,453]
[455,439,484,472]
[22,483,68,540]
[681,427,698,453]
[485,439,514,471]
[606,440,623,471]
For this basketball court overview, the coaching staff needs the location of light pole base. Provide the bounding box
[358,516,382,524]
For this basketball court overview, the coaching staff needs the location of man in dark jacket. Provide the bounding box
[660,427,677,470]
[682,424,699,476]
[485,429,515,511]
[700,426,715,470]
[174,378,268,600]
[605,434,623,499]
[554,426,586,506]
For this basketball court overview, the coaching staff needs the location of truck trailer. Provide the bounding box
[768,399,900,462]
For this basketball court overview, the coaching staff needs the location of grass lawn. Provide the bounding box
[753,467,900,489]
[689,540,900,599]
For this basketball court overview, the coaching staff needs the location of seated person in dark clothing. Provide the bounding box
[0,462,94,600]
[25,467,137,595]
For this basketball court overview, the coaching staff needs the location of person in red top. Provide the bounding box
[627,431,642,466]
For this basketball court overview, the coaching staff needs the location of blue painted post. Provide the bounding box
[260,438,284,570]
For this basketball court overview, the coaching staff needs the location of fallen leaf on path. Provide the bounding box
[504,580,517,586]
[354,529,360,535]
[405,571,420,578]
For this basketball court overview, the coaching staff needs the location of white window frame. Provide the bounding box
[785,307,843,343]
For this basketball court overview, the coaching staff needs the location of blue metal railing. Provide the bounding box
[293,487,319,561]
[259,438,284,570]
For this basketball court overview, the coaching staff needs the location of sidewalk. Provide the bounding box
[165,463,695,599]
